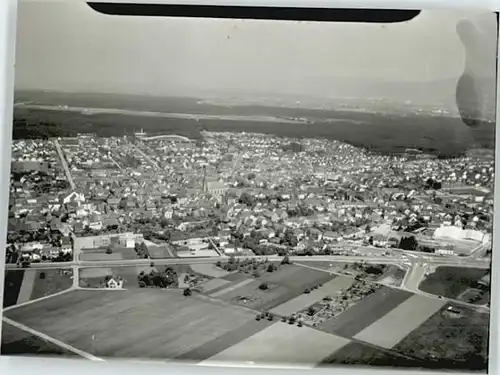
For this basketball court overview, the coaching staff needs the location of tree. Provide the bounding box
[281,255,291,265]
[183,288,192,297]
[258,283,269,290]
[399,236,418,251]
[267,263,277,273]
[239,192,255,207]
[39,272,46,280]
[307,306,316,316]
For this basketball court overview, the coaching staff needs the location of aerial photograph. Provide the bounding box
[1,3,496,373]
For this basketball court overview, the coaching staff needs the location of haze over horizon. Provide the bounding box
[14,2,497,114]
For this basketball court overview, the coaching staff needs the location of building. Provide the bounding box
[106,277,124,289]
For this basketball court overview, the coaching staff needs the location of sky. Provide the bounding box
[13,1,497,109]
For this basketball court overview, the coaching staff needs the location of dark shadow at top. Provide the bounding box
[86,3,420,23]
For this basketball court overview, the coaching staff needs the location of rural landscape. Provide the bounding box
[2,4,496,372]
[1,89,493,372]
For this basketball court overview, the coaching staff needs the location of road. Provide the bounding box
[53,139,75,190]
[129,142,160,170]
[7,253,489,271]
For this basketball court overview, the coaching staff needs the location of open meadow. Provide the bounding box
[1,322,75,357]
[213,265,336,311]
[200,322,350,368]
[316,287,414,337]
[394,304,490,370]
[270,275,355,317]
[3,269,73,308]
[419,267,490,301]
[3,289,261,360]
[353,294,447,349]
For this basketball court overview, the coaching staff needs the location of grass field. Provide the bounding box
[353,295,447,349]
[419,267,490,299]
[293,261,406,286]
[200,322,350,367]
[79,248,138,261]
[221,272,251,282]
[191,263,229,278]
[270,275,354,317]
[215,265,335,311]
[146,244,176,259]
[1,322,75,357]
[4,289,256,360]
[320,342,424,369]
[394,304,490,370]
[30,269,73,300]
[198,278,231,293]
[176,319,275,363]
[3,270,25,308]
[316,287,413,337]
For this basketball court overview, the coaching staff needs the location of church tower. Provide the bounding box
[202,166,208,193]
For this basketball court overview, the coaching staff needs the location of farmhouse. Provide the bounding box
[106,277,124,289]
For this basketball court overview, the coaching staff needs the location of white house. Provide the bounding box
[106,277,124,289]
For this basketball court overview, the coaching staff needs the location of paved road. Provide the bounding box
[6,253,489,270]
[129,142,160,170]
[53,139,75,190]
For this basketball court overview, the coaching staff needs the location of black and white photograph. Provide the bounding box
[0,2,496,373]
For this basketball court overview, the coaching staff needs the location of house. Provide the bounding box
[63,192,85,206]
[106,277,124,289]
[372,234,388,248]
[61,236,72,254]
[323,231,341,242]
[88,214,103,231]
[107,197,121,208]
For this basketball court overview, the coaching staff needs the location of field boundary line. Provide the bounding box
[3,287,75,312]
[2,317,104,361]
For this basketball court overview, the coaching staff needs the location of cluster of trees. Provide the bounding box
[399,235,419,251]
[425,178,442,190]
[134,242,149,258]
[216,256,290,276]
[137,266,178,288]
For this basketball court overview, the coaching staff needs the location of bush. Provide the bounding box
[258,283,269,290]
[39,272,46,280]
[183,288,192,297]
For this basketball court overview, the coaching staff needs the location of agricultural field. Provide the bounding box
[3,270,25,308]
[316,287,413,337]
[3,269,73,308]
[1,322,75,357]
[320,342,424,369]
[270,275,355,317]
[30,269,74,300]
[212,265,336,311]
[146,243,177,259]
[294,261,407,286]
[394,304,490,371]
[352,295,447,349]
[200,322,350,368]
[79,247,138,261]
[419,267,490,300]
[4,289,259,360]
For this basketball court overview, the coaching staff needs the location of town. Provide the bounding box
[6,130,493,266]
[3,129,492,370]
